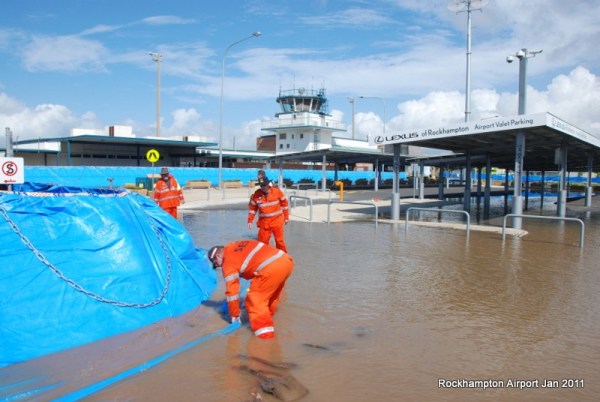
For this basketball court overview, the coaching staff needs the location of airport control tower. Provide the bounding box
[260,87,346,154]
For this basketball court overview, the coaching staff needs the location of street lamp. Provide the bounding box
[347,97,355,140]
[506,48,542,228]
[149,52,162,137]
[218,31,262,189]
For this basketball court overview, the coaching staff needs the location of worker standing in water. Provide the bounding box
[248,176,289,252]
[153,167,185,218]
[207,239,294,339]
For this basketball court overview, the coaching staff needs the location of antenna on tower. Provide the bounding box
[448,0,489,122]
[447,0,488,13]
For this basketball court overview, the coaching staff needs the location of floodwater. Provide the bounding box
[88,202,599,402]
[3,199,599,402]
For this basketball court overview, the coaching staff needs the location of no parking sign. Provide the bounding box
[1,157,24,184]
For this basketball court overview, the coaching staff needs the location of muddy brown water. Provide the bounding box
[3,202,599,401]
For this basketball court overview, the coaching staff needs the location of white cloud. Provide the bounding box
[300,7,395,27]
[22,35,109,72]
[2,59,600,150]
[355,112,384,141]
[236,119,264,150]
[389,91,464,130]
[383,66,600,137]
[170,108,201,130]
[79,24,123,36]
[0,93,78,139]
[0,92,25,114]
[79,111,102,129]
[141,16,196,25]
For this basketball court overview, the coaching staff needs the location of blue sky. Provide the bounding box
[1,0,599,149]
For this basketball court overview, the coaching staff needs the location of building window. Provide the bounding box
[279,144,283,149]
[300,133,304,139]
[286,144,290,148]
[279,133,287,139]
[291,134,294,139]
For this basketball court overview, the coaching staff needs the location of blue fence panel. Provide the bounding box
[23,167,405,188]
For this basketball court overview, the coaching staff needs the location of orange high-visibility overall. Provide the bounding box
[248,186,289,252]
[153,176,184,218]
[220,239,294,339]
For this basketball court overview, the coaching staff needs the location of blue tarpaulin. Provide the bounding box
[0,183,216,367]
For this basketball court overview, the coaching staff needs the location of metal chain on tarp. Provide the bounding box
[0,193,172,308]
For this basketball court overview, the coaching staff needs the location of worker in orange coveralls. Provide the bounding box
[153,167,185,218]
[207,239,294,339]
[248,176,289,252]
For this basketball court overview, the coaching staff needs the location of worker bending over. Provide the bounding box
[207,239,294,339]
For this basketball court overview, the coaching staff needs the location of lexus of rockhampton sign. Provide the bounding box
[368,112,600,148]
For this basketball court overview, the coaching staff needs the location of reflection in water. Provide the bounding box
[83,208,600,401]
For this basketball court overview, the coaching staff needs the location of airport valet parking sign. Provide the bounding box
[369,113,549,146]
[1,157,25,184]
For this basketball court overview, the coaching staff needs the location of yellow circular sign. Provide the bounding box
[146,149,160,163]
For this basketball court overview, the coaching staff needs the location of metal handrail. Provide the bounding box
[502,214,585,248]
[314,188,333,201]
[294,183,318,191]
[327,201,378,226]
[289,195,313,222]
[405,207,471,240]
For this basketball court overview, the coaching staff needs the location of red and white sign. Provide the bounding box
[1,157,25,184]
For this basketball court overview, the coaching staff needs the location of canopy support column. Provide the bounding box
[586,154,593,207]
[483,155,491,220]
[391,144,401,220]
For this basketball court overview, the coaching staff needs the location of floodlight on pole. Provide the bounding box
[506,47,542,228]
[149,52,162,137]
[506,48,543,115]
[448,0,488,123]
[218,32,261,189]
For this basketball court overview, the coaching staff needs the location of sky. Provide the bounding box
[1,0,600,150]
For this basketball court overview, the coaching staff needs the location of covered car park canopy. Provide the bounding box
[264,112,600,175]
[369,112,600,173]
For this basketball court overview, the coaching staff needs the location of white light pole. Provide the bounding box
[149,52,162,137]
[347,97,355,140]
[218,32,262,189]
[448,0,488,122]
[506,48,542,228]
